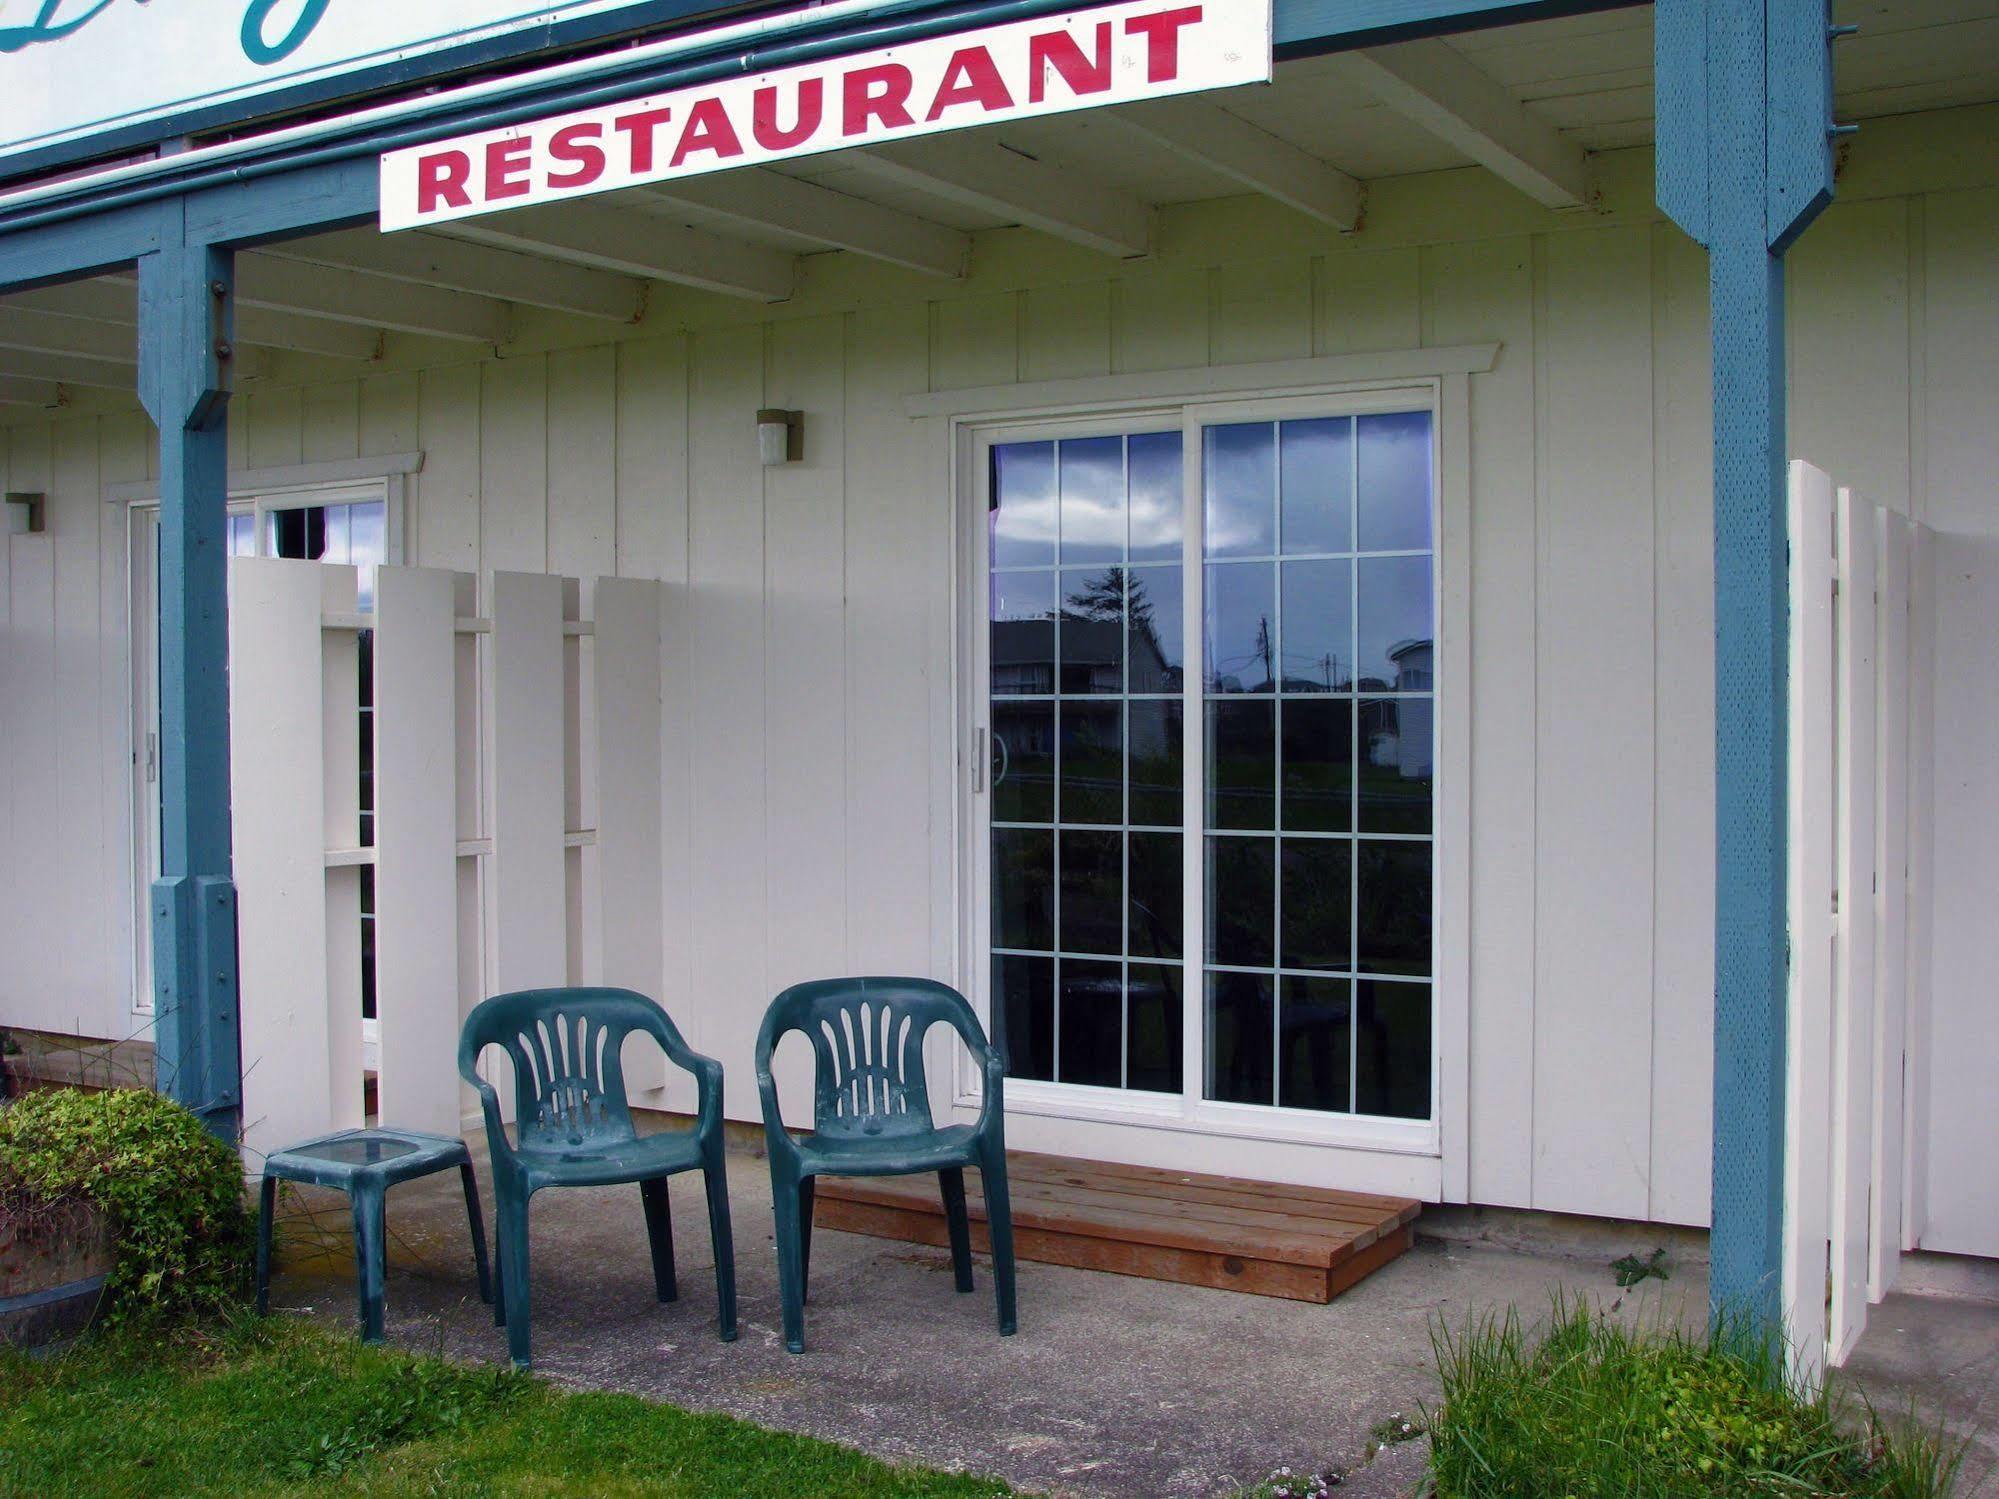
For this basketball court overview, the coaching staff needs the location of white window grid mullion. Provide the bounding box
[1181,415,1205,1118]
[1051,444,1064,1086]
[1269,421,1283,1107]
[1349,415,1363,1113]
[1118,434,1132,1092]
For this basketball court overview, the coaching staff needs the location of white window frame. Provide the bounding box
[122,456,414,1022]
[933,349,1482,1196]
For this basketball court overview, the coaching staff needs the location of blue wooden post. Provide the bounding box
[136,223,242,1144]
[1656,0,1838,1328]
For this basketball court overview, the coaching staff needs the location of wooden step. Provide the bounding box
[814,1149,1421,1303]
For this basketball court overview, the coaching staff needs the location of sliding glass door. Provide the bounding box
[978,394,1438,1131]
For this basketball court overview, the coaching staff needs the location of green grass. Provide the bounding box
[1426,1297,1962,1499]
[0,1317,1010,1498]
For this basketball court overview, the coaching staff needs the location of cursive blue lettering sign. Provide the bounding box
[0,0,123,54]
[240,0,330,64]
[0,0,333,65]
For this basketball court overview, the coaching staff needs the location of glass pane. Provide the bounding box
[1204,561,1275,693]
[1358,698,1433,835]
[992,828,1053,951]
[991,441,1056,568]
[1127,701,1183,827]
[1203,422,1276,559]
[1125,565,1183,691]
[1357,411,1432,552]
[357,867,375,1023]
[1280,417,1354,555]
[1280,558,1353,693]
[1282,697,1353,833]
[349,501,387,567]
[1206,970,1273,1104]
[1127,430,1183,563]
[1356,980,1431,1118]
[1059,829,1123,957]
[1205,835,1274,968]
[992,701,1054,824]
[323,504,351,565]
[226,513,256,556]
[991,571,1056,696]
[1281,837,1352,972]
[1058,702,1122,825]
[1280,975,1351,1112]
[1205,699,1275,832]
[1355,555,1431,691]
[1127,831,1182,960]
[1126,964,1183,1093]
[1059,959,1123,1087]
[1059,436,1124,566]
[1061,567,1123,694]
[1356,840,1431,976]
[351,502,386,612]
[994,954,1054,1081]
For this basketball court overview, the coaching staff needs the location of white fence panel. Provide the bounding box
[1829,486,1877,1367]
[1871,510,1912,1301]
[592,577,670,1100]
[490,571,569,994]
[1785,459,1837,1392]
[373,567,470,1138]
[1901,523,1937,1252]
[230,557,363,1161]
[228,562,667,1142]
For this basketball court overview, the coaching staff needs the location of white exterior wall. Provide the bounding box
[1,109,1995,1237]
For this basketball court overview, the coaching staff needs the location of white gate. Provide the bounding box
[1782,460,1934,1387]
[226,559,669,1160]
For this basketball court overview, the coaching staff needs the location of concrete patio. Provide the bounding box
[261,1127,1999,1497]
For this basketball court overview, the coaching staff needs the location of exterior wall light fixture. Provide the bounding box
[757,409,803,467]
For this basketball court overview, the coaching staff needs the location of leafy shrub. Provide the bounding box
[1427,1297,1962,1498]
[0,1088,251,1322]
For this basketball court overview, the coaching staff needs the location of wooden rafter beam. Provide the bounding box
[8,279,382,360]
[440,202,796,302]
[272,228,644,322]
[0,348,142,390]
[103,261,510,345]
[231,256,513,343]
[0,375,63,408]
[0,304,136,363]
[642,169,969,280]
[846,136,1152,258]
[1341,39,1591,210]
[1110,98,1364,230]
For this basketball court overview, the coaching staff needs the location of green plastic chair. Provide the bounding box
[755,976,1016,1354]
[458,986,737,1368]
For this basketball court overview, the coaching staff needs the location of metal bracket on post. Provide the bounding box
[138,225,242,1145]
[1655,0,1838,1335]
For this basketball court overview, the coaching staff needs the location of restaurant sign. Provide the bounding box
[0,1,678,167]
[380,0,1271,231]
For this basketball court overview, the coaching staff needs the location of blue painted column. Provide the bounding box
[1656,0,1837,1327]
[137,223,242,1144]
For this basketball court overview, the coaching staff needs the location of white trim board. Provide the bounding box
[902,344,1503,419]
[106,450,424,505]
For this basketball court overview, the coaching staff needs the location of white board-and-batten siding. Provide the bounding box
[1,118,1995,1242]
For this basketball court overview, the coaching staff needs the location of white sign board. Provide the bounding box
[0,0,671,164]
[381,0,1271,230]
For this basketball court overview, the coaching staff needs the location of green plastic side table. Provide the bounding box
[256,1127,492,1343]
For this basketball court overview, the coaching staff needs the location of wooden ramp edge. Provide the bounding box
[814,1150,1422,1303]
